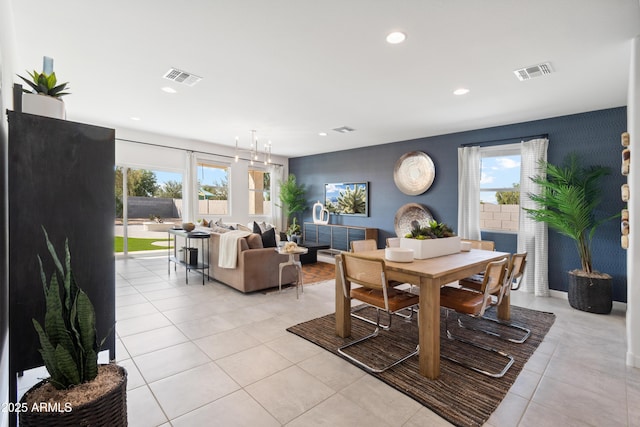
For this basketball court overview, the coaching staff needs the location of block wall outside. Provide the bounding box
[480,203,519,232]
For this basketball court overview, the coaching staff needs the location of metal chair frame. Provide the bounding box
[337,253,419,373]
[458,253,531,343]
[441,258,515,378]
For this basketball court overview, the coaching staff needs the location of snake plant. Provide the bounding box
[18,70,70,98]
[32,228,104,389]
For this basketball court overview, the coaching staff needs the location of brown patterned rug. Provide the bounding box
[302,261,335,284]
[287,305,555,427]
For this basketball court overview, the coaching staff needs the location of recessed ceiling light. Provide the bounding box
[453,88,470,95]
[318,132,328,137]
[130,117,141,121]
[161,86,177,94]
[386,32,407,44]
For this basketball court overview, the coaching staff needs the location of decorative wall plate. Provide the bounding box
[394,203,434,237]
[393,151,435,195]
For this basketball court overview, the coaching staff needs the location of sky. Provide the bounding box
[480,155,521,203]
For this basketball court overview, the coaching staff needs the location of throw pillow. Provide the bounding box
[252,221,262,234]
[246,233,264,249]
[237,224,251,232]
[260,227,277,248]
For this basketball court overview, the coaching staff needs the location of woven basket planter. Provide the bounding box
[19,365,127,427]
[567,270,612,314]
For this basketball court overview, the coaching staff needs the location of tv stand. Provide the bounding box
[303,223,378,252]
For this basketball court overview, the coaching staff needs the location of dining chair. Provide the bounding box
[458,252,531,343]
[439,257,514,378]
[337,252,419,373]
[350,239,377,252]
[351,239,413,326]
[461,239,496,251]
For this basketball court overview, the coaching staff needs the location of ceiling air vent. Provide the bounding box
[162,68,202,86]
[513,62,553,81]
[333,126,356,134]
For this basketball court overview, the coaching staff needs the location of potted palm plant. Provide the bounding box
[524,153,618,314]
[19,228,127,426]
[17,56,70,119]
[278,174,307,242]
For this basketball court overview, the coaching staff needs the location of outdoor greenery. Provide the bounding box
[326,185,367,214]
[158,180,182,198]
[496,183,520,204]
[18,70,70,98]
[114,236,172,252]
[201,177,228,200]
[33,228,103,389]
[523,154,617,274]
[278,174,307,229]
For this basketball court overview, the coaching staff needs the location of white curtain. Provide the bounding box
[269,164,285,231]
[518,138,549,296]
[457,146,481,240]
[183,151,198,223]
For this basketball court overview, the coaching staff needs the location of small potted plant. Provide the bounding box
[287,217,302,243]
[17,56,70,119]
[524,153,618,314]
[19,228,127,426]
[400,219,460,259]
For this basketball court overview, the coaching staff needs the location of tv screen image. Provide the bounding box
[324,182,368,216]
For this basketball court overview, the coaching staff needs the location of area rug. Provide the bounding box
[302,261,335,284]
[287,305,555,427]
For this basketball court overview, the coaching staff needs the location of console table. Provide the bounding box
[303,223,378,251]
[168,228,210,285]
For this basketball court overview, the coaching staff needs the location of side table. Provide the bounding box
[276,247,308,298]
[168,228,210,285]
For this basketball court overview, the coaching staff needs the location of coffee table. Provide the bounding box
[299,242,330,265]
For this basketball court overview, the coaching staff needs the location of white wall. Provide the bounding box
[115,127,289,231]
[627,35,640,368]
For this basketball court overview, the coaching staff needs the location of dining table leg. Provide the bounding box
[497,292,511,320]
[335,256,351,338]
[419,277,441,379]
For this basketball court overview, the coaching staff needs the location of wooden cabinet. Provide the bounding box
[303,223,378,251]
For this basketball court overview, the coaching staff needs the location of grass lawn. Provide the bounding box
[114,236,173,252]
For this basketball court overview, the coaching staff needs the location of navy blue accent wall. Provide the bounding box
[290,107,627,302]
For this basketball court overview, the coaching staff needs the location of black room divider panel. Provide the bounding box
[6,110,115,425]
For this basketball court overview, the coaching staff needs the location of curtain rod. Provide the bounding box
[460,133,548,147]
[115,137,285,167]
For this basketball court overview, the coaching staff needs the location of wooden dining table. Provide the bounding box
[335,248,511,379]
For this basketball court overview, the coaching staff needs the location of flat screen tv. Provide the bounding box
[324,182,368,216]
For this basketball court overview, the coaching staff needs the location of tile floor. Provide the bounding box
[18,254,639,426]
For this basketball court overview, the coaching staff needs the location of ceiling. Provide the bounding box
[9,0,640,158]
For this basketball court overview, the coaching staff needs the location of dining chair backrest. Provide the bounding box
[478,258,508,316]
[351,239,377,253]
[386,237,400,248]
[461,239,495,251]
[501,252,527,300]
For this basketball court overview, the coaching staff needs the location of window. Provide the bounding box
[248,168,271,215]
[480,144,521,232]
[197,162,229,215]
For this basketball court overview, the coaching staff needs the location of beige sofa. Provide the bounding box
[206,230,298,293]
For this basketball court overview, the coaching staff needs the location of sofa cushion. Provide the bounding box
[260,227,277,248]
[246,233,264,249]
[236,223,252,232]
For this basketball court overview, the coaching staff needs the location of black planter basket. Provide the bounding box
[567,271,613,314]
[19,365,127,427]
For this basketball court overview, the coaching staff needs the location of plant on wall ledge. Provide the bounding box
[18,70,70,98]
